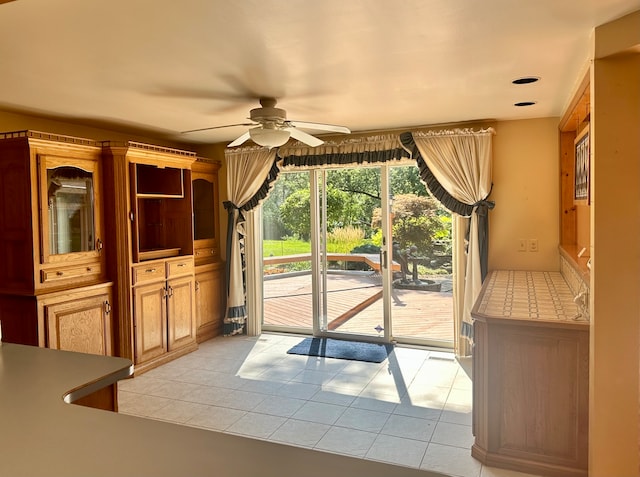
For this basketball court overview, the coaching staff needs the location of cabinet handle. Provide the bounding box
[104,300,111,314]
[56,271,64,276]
[195,281,200,291]
[177,263,186,267]
[167,285,174,297]
[86,267,92,272]
[145,268,157,273]
[96,238,103,255]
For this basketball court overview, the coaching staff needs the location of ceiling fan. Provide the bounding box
[181,97,351,148]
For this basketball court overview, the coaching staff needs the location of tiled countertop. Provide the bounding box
[472,270,589,326]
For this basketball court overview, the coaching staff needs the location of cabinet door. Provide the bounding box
[133,282,167,363]
[195,266,224,341]
[192,166,220,263]
[167,275,196,351]
[45,290,112,356]
[38,154,103,264]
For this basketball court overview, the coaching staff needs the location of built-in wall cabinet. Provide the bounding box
[192,158,225,342]
[559,71,591,281]
[0,132,225,372]
[102,142,224,374]
[0,131,113,355]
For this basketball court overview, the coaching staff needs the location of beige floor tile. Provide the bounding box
[226,412,287,439]
[335,407,390,433]
[381,413,436,441]
[431,421,474,448]
[315,426,377,457]
[366,434,428,468]
[185,405,246,431]
[421,442,482,477]
[270,419,331,448]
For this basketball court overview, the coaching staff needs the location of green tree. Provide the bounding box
[279,188,312,240]
[279,185,355,240]
[372,193,446,256]
[327,168,380,237]
[390,166,428,197]
[263,171,309,239]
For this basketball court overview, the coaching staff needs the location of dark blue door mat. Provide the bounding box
[286,338,393,363]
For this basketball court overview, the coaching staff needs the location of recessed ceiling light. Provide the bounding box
[512,76,540,85]
[514,101,537,107]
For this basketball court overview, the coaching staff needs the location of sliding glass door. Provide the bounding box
[314,167,390,342]
[261,164,453,348]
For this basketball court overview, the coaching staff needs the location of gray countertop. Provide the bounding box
[0,343,447,477]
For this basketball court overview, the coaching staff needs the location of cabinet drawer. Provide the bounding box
[194,247,218,260]
[167,257,194,278]
[41,263,102,284]
[132,263,166,285]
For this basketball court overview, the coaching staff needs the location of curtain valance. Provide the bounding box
[277,134,410,168]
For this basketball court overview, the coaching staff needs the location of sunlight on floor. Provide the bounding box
[118,333,539,477]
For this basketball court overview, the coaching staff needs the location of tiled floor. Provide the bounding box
[118,333,539,477]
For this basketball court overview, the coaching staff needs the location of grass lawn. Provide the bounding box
[263,239,311,257]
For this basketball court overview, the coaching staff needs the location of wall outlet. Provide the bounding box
[528,239,539,252]
[518,239,527,252]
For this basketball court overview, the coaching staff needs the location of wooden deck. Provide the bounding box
[263,272,454,343]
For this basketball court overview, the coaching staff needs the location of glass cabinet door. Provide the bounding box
[39,155,102,263]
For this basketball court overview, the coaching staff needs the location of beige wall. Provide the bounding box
[488,117,560,271]
[589,10,640,476]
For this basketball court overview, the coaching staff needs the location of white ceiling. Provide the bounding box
[0,0,638,146]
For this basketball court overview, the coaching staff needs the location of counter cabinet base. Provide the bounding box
[471,444,587,477]
[72,383,118,412]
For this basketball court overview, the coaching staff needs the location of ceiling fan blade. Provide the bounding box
[228,131,251,147]
[287,120,350,134]
[181,122,256,134]
[287,128,324,147]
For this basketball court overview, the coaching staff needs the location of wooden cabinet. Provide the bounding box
[0,133,225,369]
[0,131,111,355]
[191,158,225,341]
[167,274,196,349]
[132,257,197,369]
[195,262,225,342]
[102,141,201,372]
[0,131,105,294]
[133,279,167,363]
[192,157,221,262]
[40,283,113,355]
[471,271,589,477]
[559,71,591,279]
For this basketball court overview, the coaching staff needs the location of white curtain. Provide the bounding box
[412,129,494,354]
[224,146,277,335]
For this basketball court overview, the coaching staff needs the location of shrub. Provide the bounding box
[326,226,365,254]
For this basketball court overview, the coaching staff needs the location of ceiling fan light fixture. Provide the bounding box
[249,127,290,148]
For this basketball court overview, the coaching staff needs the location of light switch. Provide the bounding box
[518,239,527,252]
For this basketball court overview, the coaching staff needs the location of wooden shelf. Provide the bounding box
[559,70,591,268]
